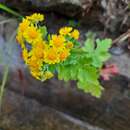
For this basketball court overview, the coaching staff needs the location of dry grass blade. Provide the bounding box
[112,29,130,45]
[0,19,15,25]
[0,65,9,110]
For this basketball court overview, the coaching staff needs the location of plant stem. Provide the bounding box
[0,65,9,110]
[0,3,23,19]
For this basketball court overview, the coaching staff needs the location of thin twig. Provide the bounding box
[0,65,9,110]
[0,28,17,110]
[0,19,15,25]
[112,29,130,45]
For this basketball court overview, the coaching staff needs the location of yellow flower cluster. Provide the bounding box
[16,13,80,81]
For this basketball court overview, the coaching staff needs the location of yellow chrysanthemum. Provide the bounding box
[44,71,54,80]
[35,40,46,49]
[16,32,25,48]
[23,26,42,44]
[50,34,65,48]
[59,48,70,61]
[30,40,46,59]
[30,68,41,80]
[71,29,79,40]
[18,19,30,33]
[66,42,74,49]
[22,49,29,63]
[59,27,72,35]
[27,56,42,69]
[26,13,44,23]
[32,48,44,59]
[44,47,60,64]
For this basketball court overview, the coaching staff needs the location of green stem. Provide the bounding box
[0,3,23,19]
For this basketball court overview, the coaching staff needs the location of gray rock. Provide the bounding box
[0,89,103,130]
[1,0,86,17]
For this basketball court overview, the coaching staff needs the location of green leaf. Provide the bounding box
[77,80,103,98]
[40,26,47,39]
[57,65,70,81]
[78,66,99,82]
[77,66,103,97]
[48,34,51,41]
[48,64,57,73]
[57,64,79,81]
[83,35,95,53]
[97,52,111,62]
[86,38,112,68]
[91,55,103,68]
[96,39,112,52]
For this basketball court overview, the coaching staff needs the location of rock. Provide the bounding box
[1,0,86,17]
[6,73,130,130]
[0,89,104,130]
[1,0,130,34]
[107,53,130,78]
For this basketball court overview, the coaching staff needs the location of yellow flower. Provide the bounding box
[27,56,42,69]
[16,32,25,48]
[59,48,70,61]
[29,61,43,80]
[31,47,45,59]
[44,71,54,80]
[23,26,42,44]
[36,40,46,49]
[44,47,60,64]
[66,42,74,49]
[59,27,72,35]
[26,13,44,23]
[30,69,41,80]
[22,49,29,63]
[71,29,79,40]
[18,19,30,33]
[51,34,65,48]
[30,40,46,59]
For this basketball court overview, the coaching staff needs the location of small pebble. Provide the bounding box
[110,46,125,56]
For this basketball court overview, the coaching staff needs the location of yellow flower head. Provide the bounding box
[44,71,54,80]
[30,69,41,80]
[51,34,65,48]
[27,56,42,69]
[71,29,79,40]
[44,47,60,64]
[59,27,72,36]
[22,49,29,63]
[26,13,44,23]
[18,19,30,33]
[59,48,70,61]
[66,42,74,49]
[36,40,46,49]
[30,40,46,59]
[31,47,44,59]
[23,26,42,44]
[16,32,25,48]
